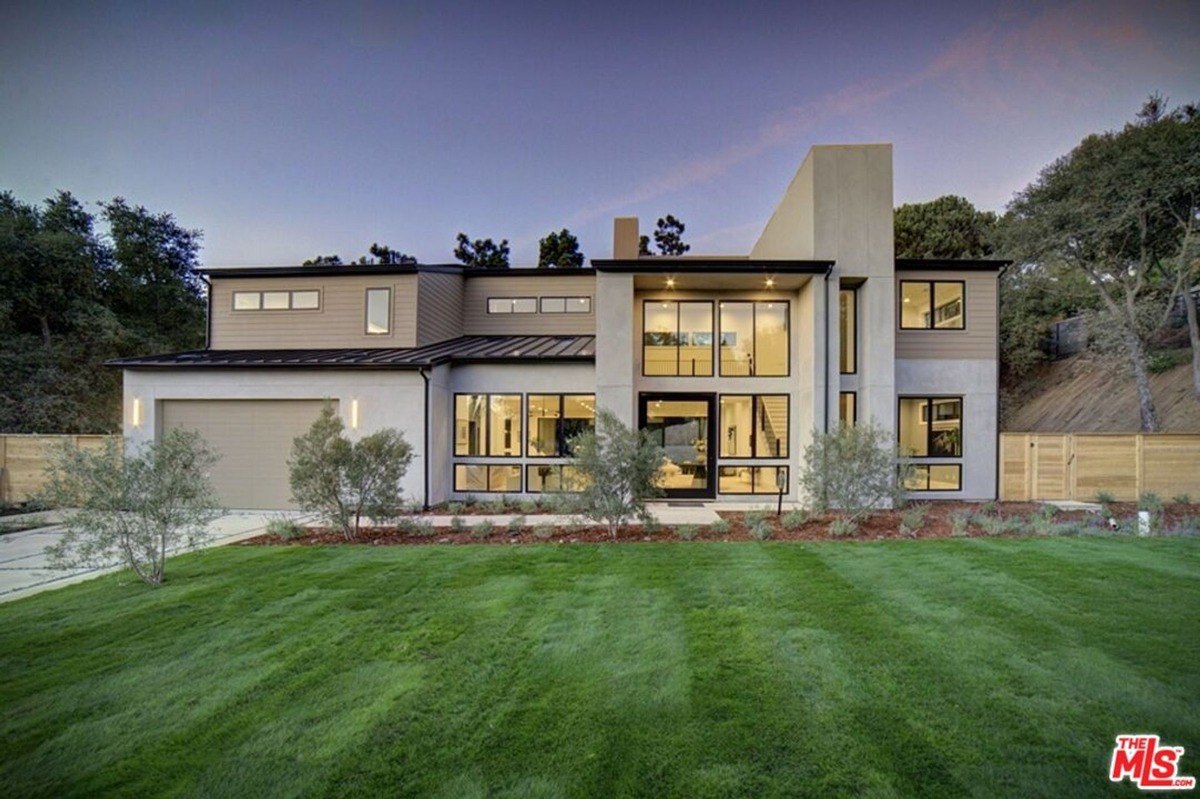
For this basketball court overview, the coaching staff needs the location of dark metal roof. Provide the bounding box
[200,264,597,278]
[109,335,596,370]
[592,258,833,273]
[894,258,1009,271]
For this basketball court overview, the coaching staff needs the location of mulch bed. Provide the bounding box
[237,501,1200,547]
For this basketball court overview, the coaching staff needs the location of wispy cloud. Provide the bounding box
[557,0,1163,232]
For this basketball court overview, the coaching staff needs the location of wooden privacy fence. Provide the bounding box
[1001,433,1200,502]
[0,435,118,505]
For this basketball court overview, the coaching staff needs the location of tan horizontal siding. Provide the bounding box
[210,275,417,349]
[417,272,465,345]
[894,271,997,360]
[463,274,596,335]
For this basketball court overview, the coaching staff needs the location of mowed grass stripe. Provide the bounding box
[1,540,1197,798]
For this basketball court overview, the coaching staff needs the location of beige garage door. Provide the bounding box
[160,399,328,509]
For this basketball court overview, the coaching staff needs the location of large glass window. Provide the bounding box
[455,464,522,493]
[900,281,965,329]
[455,394,521,457]
[719,395,788,458]
[526,464,584,493]
[898,397,963,458]
[527,394,595,457]
[718,466,788,495]
[365,288,391,334]
[840,289,857,373]
[642,301,713,376]
[904,464,962,492]
[719,301,789,376]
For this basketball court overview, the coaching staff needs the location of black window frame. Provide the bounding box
[839,288,858,374]
[641,299,715,377]
[717,300,791,377]
[718,394,789,459]
[839,391,857,426]
[716,465,789,495]
[898,280,966,330]
[453,393,522,458]
[903,464,963,492]
[364,287,392,335]
[525,393,596,458]
[525,464,583,494]
[897,396,964,459]
[453,464,523,494]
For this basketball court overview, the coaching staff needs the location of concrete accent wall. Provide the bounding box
[123,368,428,501]
[461,274,596,335]
[895,270,998,360]
[417,272,464,345]
[895,357,998,499]
[427,364,453,505]
[595,272,636,425]
[209,275,418,349]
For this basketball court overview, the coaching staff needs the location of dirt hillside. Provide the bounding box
[1004,355,1200,432]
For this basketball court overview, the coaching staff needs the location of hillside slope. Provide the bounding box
[1003,354,1200,432]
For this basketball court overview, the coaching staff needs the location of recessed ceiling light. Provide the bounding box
[666,277,675,288]
[765,278,775,287]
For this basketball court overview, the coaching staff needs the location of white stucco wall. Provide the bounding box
[122,368,430,501]
[895,358,998,500]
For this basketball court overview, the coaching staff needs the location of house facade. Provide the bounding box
[115,144,1004,509]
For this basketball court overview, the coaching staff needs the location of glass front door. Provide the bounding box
[640,394,715,499]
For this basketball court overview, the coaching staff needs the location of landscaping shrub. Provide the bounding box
[1166,517,1200,537]
[975,514,1022,536]
[411,518,435,537]
[450,516,465,533]
[950,512,973,537]
[445,501,465,515]
[1095,490,1116,520]
[828,517,858,538]
[748,517,773,541]
[507,515,526,535]
[798,421,907,524]
[288,402,414,539]
[42,430,223,587]
[532,523,555,540]
[708,518,731,536]
[486,496,508,514]
[471,519,494,540]
[676,524,699,541]
[568,408,665,539]
[1172,493,1192,505]
[899,503,928,537]
[781,509,811,531]
[519,500,539,515]
[1140,492,1165,533]
[266,516,306,540]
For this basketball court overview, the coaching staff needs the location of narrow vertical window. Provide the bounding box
[839,392,857,427]
[839,289,857,373]
[365,288,391,335]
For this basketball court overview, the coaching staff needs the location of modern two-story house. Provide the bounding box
[114,144,1004,509]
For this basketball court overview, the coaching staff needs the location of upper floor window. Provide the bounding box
[898,397,962,457]
[232,289,320,311]
[539,297,591,314]
[900,281,964,329]
[839,289,857,373]
[454,394,521,457]
[643,301,714,376]
[719,301,788,376]
[527,394,595,457]
[365,288,391,334]
[487,297,537,314]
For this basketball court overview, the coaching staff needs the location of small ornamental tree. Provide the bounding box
[568,408,665,538]
[288,402,413,538]
[42,430,223,586]
[798,422,908,523]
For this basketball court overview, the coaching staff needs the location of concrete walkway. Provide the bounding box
[0,511,297,604]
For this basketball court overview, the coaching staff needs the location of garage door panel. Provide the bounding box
[160,400,328,510]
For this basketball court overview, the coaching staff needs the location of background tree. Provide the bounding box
[368,243,417,265]
[1002,96,1200,429]
[537,228,585,268]
[453,233,510,269]
[652,215,689,256]
[567,408,665,539]
[288,402,414,539]
[42,430,223,586]
[303,254,343,266]
[894,195,998,259]
[638,235,651,256]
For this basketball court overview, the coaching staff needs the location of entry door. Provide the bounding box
[640,394,716,499]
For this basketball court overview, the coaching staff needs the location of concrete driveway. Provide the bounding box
[0,511,292,603]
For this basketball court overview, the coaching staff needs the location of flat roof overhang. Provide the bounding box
[593,258,833,292]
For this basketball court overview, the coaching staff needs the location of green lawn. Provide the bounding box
[2,539,1198,798]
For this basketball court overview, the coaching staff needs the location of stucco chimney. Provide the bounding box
[613,216,639,259]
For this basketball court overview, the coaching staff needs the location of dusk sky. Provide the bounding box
[2,0,1197,267]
